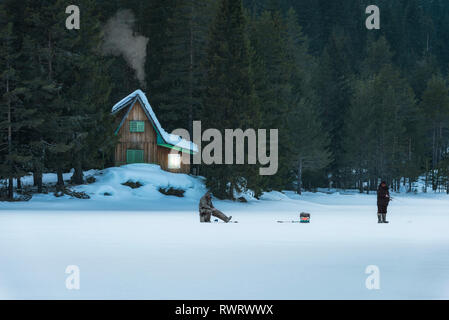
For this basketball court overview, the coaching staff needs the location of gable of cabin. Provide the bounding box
[113,99,190,173]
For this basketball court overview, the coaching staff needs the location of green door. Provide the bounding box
[126,149,144,164]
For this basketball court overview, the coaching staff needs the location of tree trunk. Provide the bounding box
[34,171,43,193]
[48,31,53,81]
[72,161,84,185]
[432,125,436,168]
[6,59,12,200]
[358,169,363,193]
[297,159,303,195]
[408,137,412,161]
[8,177,13,200]
[188,6,194,174]
[424,161,428,193]
[56,167,64,191]
[433,171,438,191]
[17,177,21,190]
[33,173,38,186]
[57,168,64,185]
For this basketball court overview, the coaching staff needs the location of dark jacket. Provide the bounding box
[377,184,390,206]
[199,193,214,214]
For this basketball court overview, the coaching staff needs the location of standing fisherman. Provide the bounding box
[199,192,232,223]
[377,181,390,223]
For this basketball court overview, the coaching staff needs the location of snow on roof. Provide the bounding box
[112,90,198,153]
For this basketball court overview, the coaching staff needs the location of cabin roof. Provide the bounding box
[112,90,198,153]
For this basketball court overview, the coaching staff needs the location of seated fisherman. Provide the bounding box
[199,192,232,223]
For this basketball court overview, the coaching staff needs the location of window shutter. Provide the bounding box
[137,121,145,132]
[129,121,137,132]
[130,121,145,133]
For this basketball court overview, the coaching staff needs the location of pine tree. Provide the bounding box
[343,36,419,192]
[60,0,115,184]
[343,78,377,193]
[202,0,259,199]
[420,75,449,190]
[247,7,330,193]
[0,0,47,198]
[18,0,71,191]
[19,0,114,187]
[288,98,331,194]
[151,0,217,135]
[284,9,330,194]
[247,9,293,190]
[312,28,354,189]
[145,0,175,100]
[0,18,34,198]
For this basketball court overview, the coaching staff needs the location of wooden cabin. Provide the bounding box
[111,90,197,173]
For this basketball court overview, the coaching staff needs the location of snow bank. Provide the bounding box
[2,169,98,188]
[260,191,291,201]
[75,164,206,201]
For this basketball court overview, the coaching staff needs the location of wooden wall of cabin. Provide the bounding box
[114,100,190,174]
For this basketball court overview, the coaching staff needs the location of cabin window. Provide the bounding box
[129,120,145,133]
[127,149,144,164]
[168,153,181,169]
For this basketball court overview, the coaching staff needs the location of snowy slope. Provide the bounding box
[1,164,207,210]
[1,165,449,299]
[75,164,206,201]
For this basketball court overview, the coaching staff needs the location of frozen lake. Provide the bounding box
[1,187,449,299]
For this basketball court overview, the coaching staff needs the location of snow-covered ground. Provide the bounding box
[1,164,449,299]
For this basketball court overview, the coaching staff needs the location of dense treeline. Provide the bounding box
[1,0,449,200]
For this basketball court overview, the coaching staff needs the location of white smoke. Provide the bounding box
[102,10,149,87]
